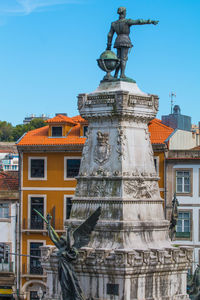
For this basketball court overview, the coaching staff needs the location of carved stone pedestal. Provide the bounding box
[42,80,192,299]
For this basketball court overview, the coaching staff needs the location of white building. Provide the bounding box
[0,143,18,172]
[0,171,19,299]
[166,148,200,271]
[1,153,19,171]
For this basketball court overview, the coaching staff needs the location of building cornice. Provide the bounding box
[17,144,84,152]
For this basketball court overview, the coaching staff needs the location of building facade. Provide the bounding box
[23,115,49,125]
[1,154,19,172]
[0,171,19,299]
[17,114,87,300]
[166,148,200,271]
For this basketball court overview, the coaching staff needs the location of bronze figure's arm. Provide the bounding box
[128,19,159,26]
[46,214,60,249]
[107,24,115,50]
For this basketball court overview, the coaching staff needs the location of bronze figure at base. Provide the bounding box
[35,207,101,300]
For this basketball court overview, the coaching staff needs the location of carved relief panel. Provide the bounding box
[94,131,111,165]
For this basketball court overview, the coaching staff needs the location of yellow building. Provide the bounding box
[17,114,88,300]
[17,115,173,300]
[149,118,174,213]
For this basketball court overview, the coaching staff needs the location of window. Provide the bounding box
[30,198,44,229]
[65,198,72,219]
[30,291,39,300]
[0,203,9,219]
[83,126,88,137]
[29,157,47,180]
[52,126,62,137]
[65,158,81,179]
[176,170,191,193]
[176,211,191,238]
[30,291,45,300]
[0,243,10,263]
[153,156,159,175]
[30,242,43,274]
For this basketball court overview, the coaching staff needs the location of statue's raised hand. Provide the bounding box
[152,20,159,25]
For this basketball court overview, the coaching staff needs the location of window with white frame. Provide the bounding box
[176,211,191,238]
[29,157,47,180]
[65,197,72,219]
[29,242,43,274]
[30,197,44,229]
[0,203,9,219]
[64,158,81,179]
[176,170,191,193]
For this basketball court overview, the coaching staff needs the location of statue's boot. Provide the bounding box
[120,60,127,78]
[114,66,120,78]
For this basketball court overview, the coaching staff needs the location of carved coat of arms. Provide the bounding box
[94,131,110,165]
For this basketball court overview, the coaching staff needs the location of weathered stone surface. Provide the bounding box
[42,80,191,300]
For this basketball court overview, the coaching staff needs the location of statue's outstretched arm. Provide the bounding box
[128,19,159,26]
[107,25,115,50]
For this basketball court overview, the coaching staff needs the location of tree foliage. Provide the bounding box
[0,121,14,141]
[0,119,46,142]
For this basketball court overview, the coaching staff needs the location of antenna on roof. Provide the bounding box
[169,92,176,114]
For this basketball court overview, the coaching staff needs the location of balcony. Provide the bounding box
[30,265,43,275]
[22,218,65,233]
[0,261,14,273]
[22,263,46,279]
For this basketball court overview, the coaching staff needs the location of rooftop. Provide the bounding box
[17,115,173,147]
[46,114,77,125]
[149,119,174,145]
[0,171,18,191]
[17,115,87,146]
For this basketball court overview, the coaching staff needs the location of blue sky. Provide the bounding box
[0,0,199,125]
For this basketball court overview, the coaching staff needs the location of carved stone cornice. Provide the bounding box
[41,245,192,274]
[78,90,159,122]
[71,198,164,204]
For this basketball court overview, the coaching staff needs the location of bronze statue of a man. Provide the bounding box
[106,7,159,79]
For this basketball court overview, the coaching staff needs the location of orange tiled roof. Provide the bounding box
[0,171,18,191]
[17,115,173,147]
[148,118,174,144]
[46,114,76,125]
[17,122,86,146]
[71,115,88,124]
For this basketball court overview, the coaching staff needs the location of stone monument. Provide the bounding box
[41,7,192,300]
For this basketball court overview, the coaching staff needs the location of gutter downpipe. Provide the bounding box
[164,145,167,219]
[16,150,22,300]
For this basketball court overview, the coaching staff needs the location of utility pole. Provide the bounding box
[169,92,176,114]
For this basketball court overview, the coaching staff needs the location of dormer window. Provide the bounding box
[52,126,62,137]
[83,126,88,137]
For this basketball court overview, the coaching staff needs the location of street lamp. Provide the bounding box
[37,287,43,300]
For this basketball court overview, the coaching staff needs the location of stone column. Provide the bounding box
[67,81,192,300]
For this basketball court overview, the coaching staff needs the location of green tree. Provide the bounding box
[0,121,13,141]
[12,119,46,141]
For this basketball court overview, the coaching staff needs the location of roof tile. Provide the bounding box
[0,171,18,191]
[46,114,76,125]
[148,118,174,144]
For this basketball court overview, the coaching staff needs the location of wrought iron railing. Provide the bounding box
[30,265,43,275]
[0,261,13,272]
[22,218,64,231]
